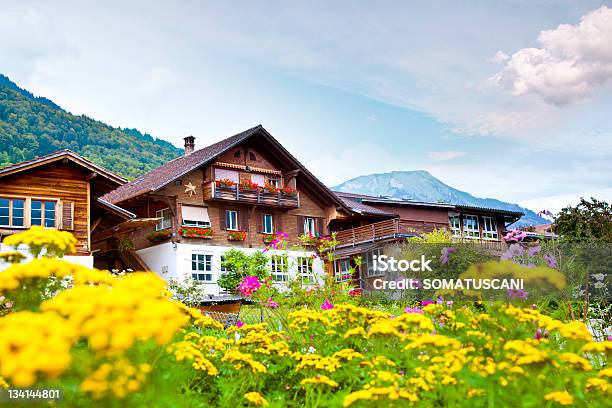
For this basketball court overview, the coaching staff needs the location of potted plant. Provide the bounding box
[281,186,297,196]
[227,231,247,241]
[216,178,236,188]
[146,229,172,243]
[179,226,214,239]
[262,182,278,194]
[239,179,259,191]
[118,236,135,252]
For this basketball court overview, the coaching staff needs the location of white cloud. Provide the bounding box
[492,51,509,63]
[518,187,612,214]
[492,6,612,105]
[428,151,466,161]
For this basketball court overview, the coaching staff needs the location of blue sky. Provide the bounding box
[1,0,612,212]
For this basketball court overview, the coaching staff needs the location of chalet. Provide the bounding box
[0,150,136,267]
[99,125,350,294]
[330,191,523,289]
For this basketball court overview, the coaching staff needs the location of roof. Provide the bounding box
[102,125,349,211]
[334,191,524,219]
[96,198,136,219]
[0,149,127,185]
[334,193,396,217]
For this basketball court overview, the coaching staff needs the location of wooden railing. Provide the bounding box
[119,249,149,272]
[334,219,448,247]
[204,181,300,208]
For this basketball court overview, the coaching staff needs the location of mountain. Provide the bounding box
[0,74,182,179]
[333,170,547,227]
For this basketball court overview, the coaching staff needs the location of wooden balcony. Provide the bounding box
[335,218,448,248]
[203,181,300,208]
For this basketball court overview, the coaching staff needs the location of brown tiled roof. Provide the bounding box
[0,149,126,185]
[334,193,396,217]
[101,125,262,204]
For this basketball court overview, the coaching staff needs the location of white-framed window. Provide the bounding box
[482,216,498,240]
[214,169,239,184]
[270,255,288,282]
[366,248,384,277]
[463,215,480,239]
[191,253,213,282]
[297,256,315,284]
[31,200,56,228]
[0,197,25,228]
[156,208,172,231]
[449,216,461,237]
[263,214,274,234]
[182,206,211,228]
[334,258,351,282]
[266,176,279,188]
[303,217,316,236]
[226,210,238,231]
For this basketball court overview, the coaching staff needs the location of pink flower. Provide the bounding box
[421,300,434,306]
[440,247,456,265]
[544,254,557,269]
[534,328,548,340]
[503,229,527,242]
[320,299,334,310]
[239,276,261,297]
[404,307,424,314]
[264,297,279,309]
[507,289,529,299]
[236,320,244,328]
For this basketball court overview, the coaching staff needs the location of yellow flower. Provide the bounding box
[558,353,592,371]
[0,376,8,389]
[0,311,77,387]
[585,378,610,393]
[599,368,612,378]
[333,348,364,361]
[343,386,418,407]
[294,354,341,373]
[544,390,573,405]
[244,392,268,406]
[582,341,612,353]
[301,375,339,387]
[467,388,486,398]
[80,359,152,399]
[222,349,267,373]
[3,226,76,257]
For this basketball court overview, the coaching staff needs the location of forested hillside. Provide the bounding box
[0,74,182,179]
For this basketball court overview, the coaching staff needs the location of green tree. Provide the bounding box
[553,198,612,242]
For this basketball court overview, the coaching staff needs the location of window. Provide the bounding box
[191,254,213,282]
[297,257,314,284]
[249,152,256,161]
[0,198,25,227]
[182,206,211,228]
[334,258,351,282]
[449,216,461,237]
[266,176,279,188]
[234,150,241,158]
[270,255,288,282]
[366,248,384,277]
[482,216,498,240]
[156,208,172,231]
[463,215,480,239]
[263,214,274,234]
[303,217,316,236]
[215,169,239,184]
[226,210,238,231]
[31,200,56,228]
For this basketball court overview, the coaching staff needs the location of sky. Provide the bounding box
[1,0,612,213]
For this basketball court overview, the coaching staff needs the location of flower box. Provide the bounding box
[146,229,172,243]
[216,179,236,188]
[227,231,247,241]
[263,183,278,194]
[281,186,297,196]
[239,180,259,191]
[262,234,276,244]
[179,226,214,239]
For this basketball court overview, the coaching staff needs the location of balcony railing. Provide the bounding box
[335,219,447,247]
[205,182,300,208]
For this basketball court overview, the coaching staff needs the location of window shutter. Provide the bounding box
[61,201,74,230]
[219,208,227,230]
[296,216,304,236]
[240,211,249,232]
[273,213,281,233]
[256,212,263,233]
[317,217,325,236]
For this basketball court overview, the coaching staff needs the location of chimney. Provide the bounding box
[184,136,195,155]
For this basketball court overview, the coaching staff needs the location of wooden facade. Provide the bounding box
[0,151,128,256]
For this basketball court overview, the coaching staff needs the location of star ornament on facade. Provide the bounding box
[184,182,197,196]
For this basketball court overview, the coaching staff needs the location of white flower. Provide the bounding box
[592,273,606,281]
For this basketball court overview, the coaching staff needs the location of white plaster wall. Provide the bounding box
[138,242,325,296]
[0,243,93,271]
